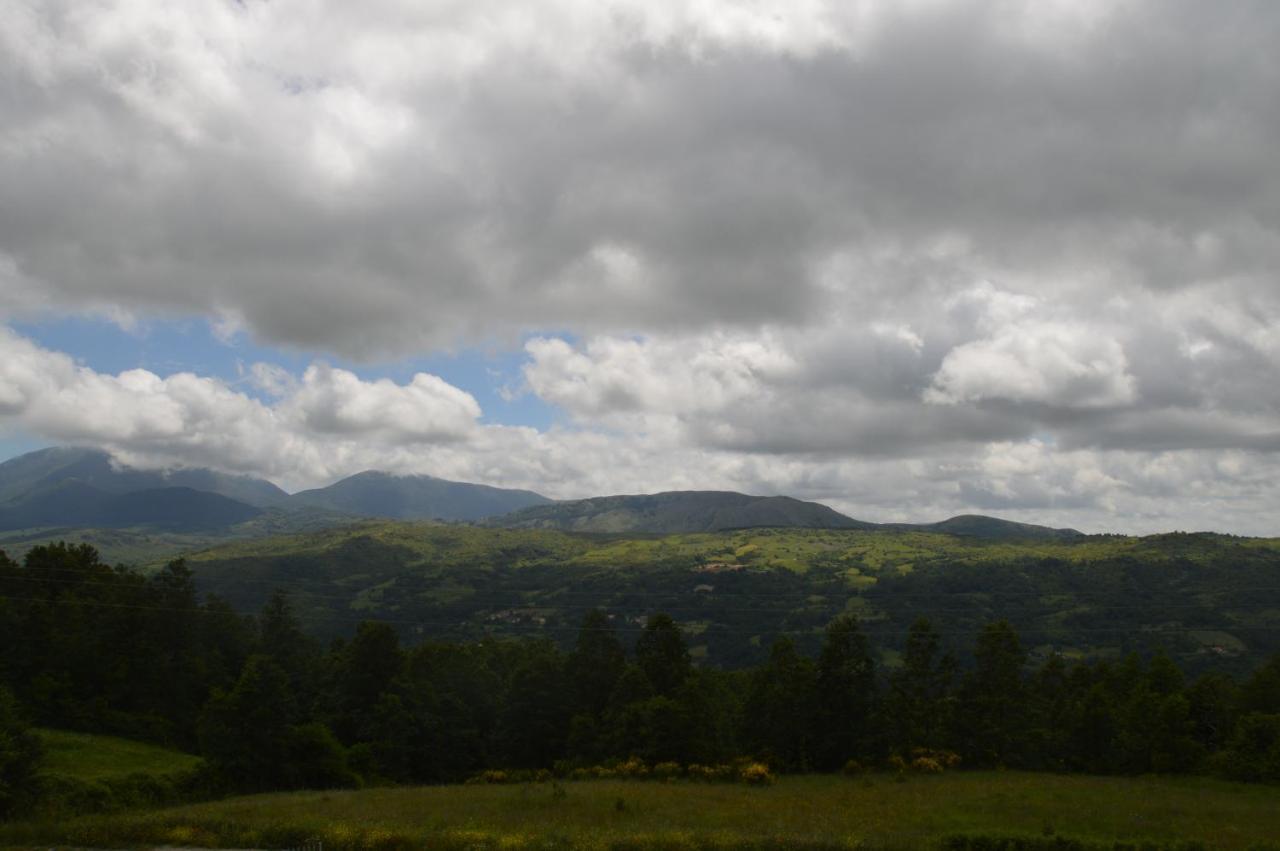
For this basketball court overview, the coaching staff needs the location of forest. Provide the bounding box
[2,542,1280,822]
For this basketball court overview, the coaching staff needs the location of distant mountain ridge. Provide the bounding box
[0,447,554,531]
[492,491,876,534]
[0,447,289,507]
[289,470,552,521]
[0,481,262,531]
[490,491,1083,540]
[0,447,1082,541]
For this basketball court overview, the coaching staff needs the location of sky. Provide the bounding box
[1,0,1279,535]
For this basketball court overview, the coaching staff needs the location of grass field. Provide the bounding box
[34,728,203,782]
[4,772,1279,850]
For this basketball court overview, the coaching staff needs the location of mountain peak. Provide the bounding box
[289,470,550,521]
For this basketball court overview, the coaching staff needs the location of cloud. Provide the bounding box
[2,1,1278,355]
[924,322,1137,410]
[0,327,479,487]
[285,364,480,443]
[2,2,1280,535]
[4,321,1280,535]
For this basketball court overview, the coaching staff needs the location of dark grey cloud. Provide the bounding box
[3,1,1279,354]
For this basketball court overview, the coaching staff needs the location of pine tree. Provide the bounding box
[635,613,692,697]
[815,615,876,768]
[885,618,956,755]
[960,620,1028,767]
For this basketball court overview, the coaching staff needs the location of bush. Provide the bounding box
[687,763,735,782]
[0,689,43,820]
[651,761,682,780]
[466,770,511,785]
[738,762,774,786]
[1215,713,1280,783]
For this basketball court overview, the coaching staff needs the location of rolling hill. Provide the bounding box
[289,470,552,521]
[489,491,1083,540]
[892,514,1084,541]
[491,490,875,533]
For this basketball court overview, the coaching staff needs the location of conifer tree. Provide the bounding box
[815,615,876,768]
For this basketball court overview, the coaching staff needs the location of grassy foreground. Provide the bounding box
[3,772,1279,850]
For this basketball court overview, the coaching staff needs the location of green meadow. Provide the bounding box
[35,729,202,782]
[4,773,1279,850]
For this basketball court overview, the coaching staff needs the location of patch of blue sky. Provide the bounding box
[10,316,563,431]
[0,432,48,461]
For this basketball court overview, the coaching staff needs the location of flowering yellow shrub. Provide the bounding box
[738,762,775,785]
[652,761,683,779]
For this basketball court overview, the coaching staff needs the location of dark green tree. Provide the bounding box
[960,620,1028,767]
[257,590,320,708]
[330,621,404,743]
[635,613,692,697]
[568,609,626,719]
[1216,713,1280,783]
[1027,654,1070,770]
[815,615,877,768]
[495,642,571,768]
[1241,653,1280,714]
[741,637,819,771]
[199,655,353,791]
[885,618,956,755]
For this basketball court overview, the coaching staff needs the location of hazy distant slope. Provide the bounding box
[0,447,289,507]
[895,515,1084,541]
[0,482,262,531]
[492,491,873,533]
[289,470,552,521]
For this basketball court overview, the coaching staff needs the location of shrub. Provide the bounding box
[0,688,43,820]
[616,757,649,779]
[1215,713,1280,783]
[738,762,774,786]
[652,761,683,780]
[686,763,734,783]
[466,769,510,785]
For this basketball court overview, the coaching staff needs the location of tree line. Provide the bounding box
[2,543,1279,817]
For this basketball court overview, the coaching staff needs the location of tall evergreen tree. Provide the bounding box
[885,618,956,755]
[741,636,819,771]
[961,620,1028,767]
[568,609,626,719]
[330,621,404,743]
[815,615,876,768]
[496,642,572,768]
[635,613,692,697]
[198,655,351,790]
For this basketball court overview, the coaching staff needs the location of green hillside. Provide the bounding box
[186,523,1280,673]
[35,729,202,782]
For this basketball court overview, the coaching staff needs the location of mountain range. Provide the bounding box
[0,446,1082,540]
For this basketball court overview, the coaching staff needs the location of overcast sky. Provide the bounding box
[2,0,1279,534]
